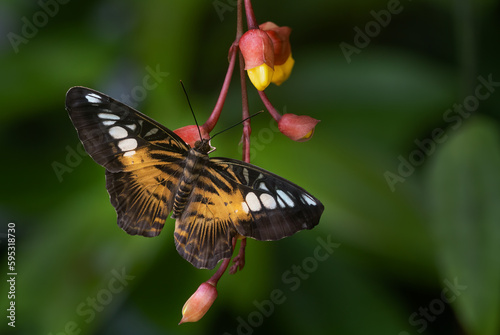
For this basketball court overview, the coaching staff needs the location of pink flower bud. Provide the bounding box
[173,125,210,147]
[179,282,218,324]
[278,113,320,142]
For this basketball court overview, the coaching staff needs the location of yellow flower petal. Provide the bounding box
[271,54,294,86]
[247,63,274,91]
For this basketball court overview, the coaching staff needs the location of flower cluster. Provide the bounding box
[176,0,321,323]
[240,22,294,90]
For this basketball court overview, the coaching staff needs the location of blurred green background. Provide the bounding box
[1,0,500,334]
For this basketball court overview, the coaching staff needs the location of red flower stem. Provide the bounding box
[230,237,246,274]
[203,44,238,133]
[258,90,282,122]
[239,238,247,258]
[237,0,244,39]
[207,258,230,286]
[240,53,251,163]
[237,0,251,163]
[244,0,258,29]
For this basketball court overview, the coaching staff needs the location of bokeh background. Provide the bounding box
[1,0,500,334]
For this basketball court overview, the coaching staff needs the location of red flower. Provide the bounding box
[173,125,210,147]
[239,29,275,91]
[278,113,320,142]
[259,22,291,65]
[259,22,294,86]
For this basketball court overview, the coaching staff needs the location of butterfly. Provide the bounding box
[66,86,324,269]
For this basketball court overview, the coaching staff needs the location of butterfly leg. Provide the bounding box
[230,237,247,274]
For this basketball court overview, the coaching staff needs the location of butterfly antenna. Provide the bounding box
[210,111,264,140]
[180,80,203,141]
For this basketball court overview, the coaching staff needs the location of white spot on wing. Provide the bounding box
[245,192,262,212]
[260,193,277,210]
[118,138,138,151]
[125,124,137,131]
[86,93,101,104]
[123,150,136,157]
[144,128,158,137]
[241,202,249,214]
[277,197,285,208]
[277,190,294,207]
[243,168,249,184]
[302,194,316,206]
[258,182,269,191]
[102,120,116,126]
[109,126,128,139]
[98,113,120,120]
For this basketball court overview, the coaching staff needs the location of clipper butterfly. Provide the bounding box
[66,86,324,269]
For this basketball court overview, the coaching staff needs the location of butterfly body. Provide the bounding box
[66,86,324,269]
[171,141,211,219]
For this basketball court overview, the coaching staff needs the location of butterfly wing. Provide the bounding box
[66,86,189,237]
[210,158,324,240]
[173,171,241,269]
[174,157,324,269]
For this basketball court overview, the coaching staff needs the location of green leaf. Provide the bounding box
[427,117,500,335]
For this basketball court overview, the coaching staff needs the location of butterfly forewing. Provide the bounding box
[66,86,189,237]
[66,87,189,172]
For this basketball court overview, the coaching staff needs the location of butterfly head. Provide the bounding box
[194,138,216,155]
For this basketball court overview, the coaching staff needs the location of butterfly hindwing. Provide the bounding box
[66,86,189,237]
[105,167,183,237]
[173,170,242,269]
